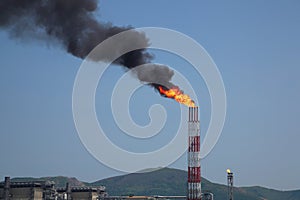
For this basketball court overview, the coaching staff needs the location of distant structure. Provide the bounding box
[57,186,105,200]
[0,177,45,200]
[187,107,201,200]
[0,176,106,200]
[2,177,10,200]
[101,196,154,200]
[100,196,186,200]
[227,169,233,200]
[201,192,213,200]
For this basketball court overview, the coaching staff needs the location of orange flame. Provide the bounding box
[158,86,195,107]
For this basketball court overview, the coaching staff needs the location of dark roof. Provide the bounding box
[0,182,42,188]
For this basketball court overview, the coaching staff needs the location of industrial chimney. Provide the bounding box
[187,107,201,200]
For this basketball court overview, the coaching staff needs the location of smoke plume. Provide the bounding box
[0,0,177,92]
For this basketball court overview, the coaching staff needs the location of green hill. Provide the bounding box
[89,168,188,196]
[88,168,300,200]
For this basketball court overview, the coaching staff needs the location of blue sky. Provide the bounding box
[1,0,300,190]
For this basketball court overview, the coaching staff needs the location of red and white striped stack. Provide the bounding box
[188,107,201,200]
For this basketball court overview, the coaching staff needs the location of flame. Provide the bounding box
[158,86,195,107]
[227,169,231,174]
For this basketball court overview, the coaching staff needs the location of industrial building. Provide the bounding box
[56,184,105,200]
[0,177,106,200]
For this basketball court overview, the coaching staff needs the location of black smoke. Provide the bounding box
[0,0,175,91]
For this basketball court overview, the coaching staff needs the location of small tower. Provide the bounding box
[66,182,72,200]
[227,169,233,200]
[3,177,11,200]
